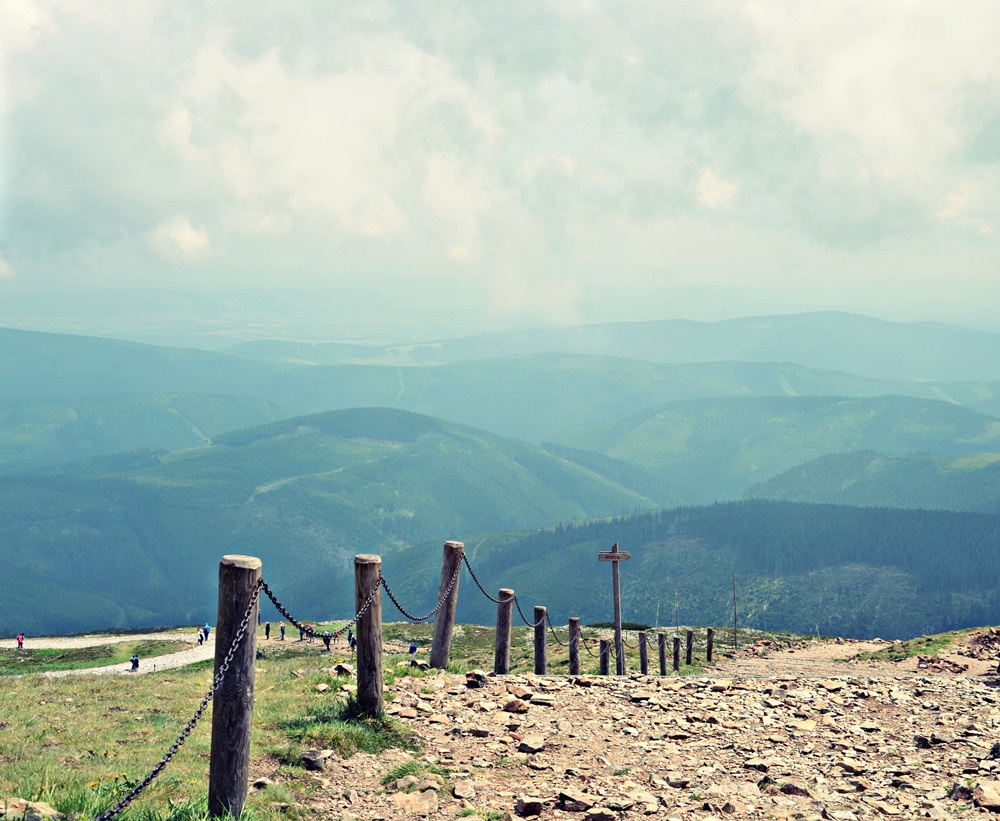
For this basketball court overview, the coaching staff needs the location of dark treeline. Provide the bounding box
[475,500,1000,597]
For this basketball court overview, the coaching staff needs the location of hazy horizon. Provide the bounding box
[2,2,998,340]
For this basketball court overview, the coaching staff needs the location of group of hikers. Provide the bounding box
[261,620,357,654]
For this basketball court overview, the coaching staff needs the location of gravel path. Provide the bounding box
[0,631,215,677]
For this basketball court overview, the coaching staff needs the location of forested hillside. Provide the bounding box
[552,395,1000,502]
[0,409,650,636]
[747,451,1000,513]
[390,501,1000,640]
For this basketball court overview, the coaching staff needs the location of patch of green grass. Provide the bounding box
[381,760,451,786]
[853,631,960,662]
[278,695,417,759]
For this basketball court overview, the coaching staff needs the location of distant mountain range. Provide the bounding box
[2,311,1000,638]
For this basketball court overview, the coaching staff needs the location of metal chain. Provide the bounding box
[545,612,568,647]
[581,636,601,657]
[94,580,263,821]
[262,577,378,641]
[513,595,546,627]
[381,560,462,622]
[462,554,505,604]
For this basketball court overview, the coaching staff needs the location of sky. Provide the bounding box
[1,0,999,340]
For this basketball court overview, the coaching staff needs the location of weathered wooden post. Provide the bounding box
[533,606,547,675]
[208,555,261,819]
[658,633,667,676]
[672,636,681,672]
[686,630,694,666]
[430,540,464,669]
[494,588,514,675]
[354,554,383,716]
[707,627,715,662]
[568,617,581,676]
[638,631,648,675]
[599,638,610,675]
[597,542,631,675]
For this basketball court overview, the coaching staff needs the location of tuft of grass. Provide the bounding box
[853,631,959,662]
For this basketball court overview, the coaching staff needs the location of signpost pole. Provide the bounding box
[597,542,631,676]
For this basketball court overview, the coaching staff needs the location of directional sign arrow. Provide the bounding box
[598,550,632,561]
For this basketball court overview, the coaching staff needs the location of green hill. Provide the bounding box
[389,500,1000,641]
[554,395,1000,503]
[0,408,652,637]
[746,450,1000,513]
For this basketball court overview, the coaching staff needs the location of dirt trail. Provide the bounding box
[0,631,214,677]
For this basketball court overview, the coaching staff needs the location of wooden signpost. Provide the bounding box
[598,542,631,675]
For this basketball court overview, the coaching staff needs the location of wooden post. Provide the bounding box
[568,617,580,676]
[599,638,610,675]
[733,574,739,652]
[658,633,667,676]
[597,543,631,676]
[707,627,715,662]
[208,555,261,819]
[430,540,464,669]
[354,554,383,716]
[638,631,648,675]
[494,589,514,675]
[533,606,547,675]
[672,636,680,672]
[686,630,694,666]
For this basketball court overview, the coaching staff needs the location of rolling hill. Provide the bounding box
[552,395,1000,503]
[0,408,652,636]
[746,450,1000,513]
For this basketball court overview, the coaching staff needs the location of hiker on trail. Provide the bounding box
[299,625,305,641]
[322,633,331,652]
[130,654,139,672]
[349,633,357,655]
[16,633,24,649]
[307,624,315,643]
[279,622,286,640]
[203,622,211,640]
[264,622,270,640]
[347,628,353,647]
[409,642,418,654]
[197,627,204,645]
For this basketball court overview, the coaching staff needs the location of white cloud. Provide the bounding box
[0,2,54,56]
[0,258,14,279]
[696,168,737,209]
[148,216,210,260]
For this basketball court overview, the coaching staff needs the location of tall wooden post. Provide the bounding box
[707,627,715,662]
[533,606,547,675]
[597,543,631,676]
[494,589,514,675]
[208,555,261,819]
[672,636,680,672]
[599,638,610,675]
[430,540,464,669]
[733,574,739,652]
[568,618,580,676]
[686,630,694,666]
[354,554,383,716]
[658,633,667,676]
[638,631,648,675]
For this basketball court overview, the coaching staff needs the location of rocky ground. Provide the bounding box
[270,633,1000,821]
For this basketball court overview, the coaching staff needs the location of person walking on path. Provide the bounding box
[16,633,24,649]
[264,622,271,640]
[279,622,286,641]
[130,654,139,672]
[203,622,211,640]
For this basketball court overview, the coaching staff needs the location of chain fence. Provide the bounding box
[381,561,462,622]
[94,580,263,821]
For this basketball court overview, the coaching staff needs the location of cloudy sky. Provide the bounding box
[1,1,998,337]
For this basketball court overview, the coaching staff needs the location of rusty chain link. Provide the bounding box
[545,612,568,647]
[262,575,379,641]
[513,595,546,628]
[94,579,263,821]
